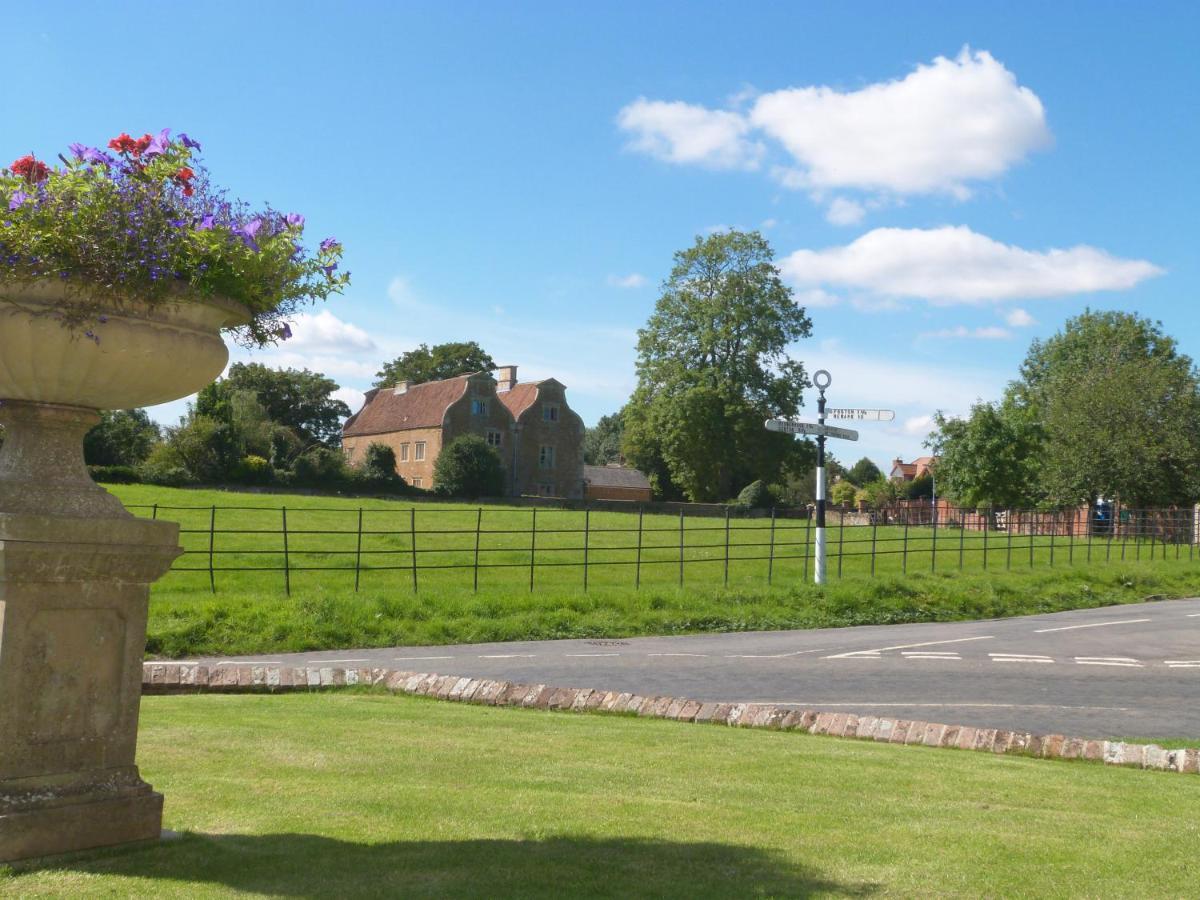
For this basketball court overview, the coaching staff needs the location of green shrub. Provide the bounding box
[362,443,400,481]
[432,435,505,499]
[735,479,772,509]
[233,454,274,485]
[87,464,142,484]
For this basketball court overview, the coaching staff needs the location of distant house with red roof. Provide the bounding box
[889,455,937,482]
[341,365,585,497]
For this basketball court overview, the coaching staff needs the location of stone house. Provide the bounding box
[889,455,937,482]
[341,365,585,497]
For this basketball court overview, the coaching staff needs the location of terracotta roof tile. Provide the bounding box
[343,375,470,437]
[497,382,539,418]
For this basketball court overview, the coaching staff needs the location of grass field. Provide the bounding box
[104,485,1200,658]
[5,692,1197,897]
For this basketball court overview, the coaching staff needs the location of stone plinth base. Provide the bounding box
[0,774,163,863]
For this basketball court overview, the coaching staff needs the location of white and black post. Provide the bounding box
[813,369,831,585]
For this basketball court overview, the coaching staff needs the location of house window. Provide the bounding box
[542,403,559,422]
[415,441,426,461]
[472,398,488,416]
[399,443,410,462]
[486,428,503,448]
[412,477,423,488]
[539,444,555,469]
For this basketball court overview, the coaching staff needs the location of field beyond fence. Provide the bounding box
[124,498,1200,597]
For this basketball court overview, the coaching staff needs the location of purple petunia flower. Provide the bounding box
[179,133,202,151]
[143,128,172,159]
[8,191,27,211]
[285,212,304,228]
[277,323,293,340]
[322,262,338,276]
[232,218,262,250]
[198,214,215,230]
[70,143,111,166]
[319,237,339,253]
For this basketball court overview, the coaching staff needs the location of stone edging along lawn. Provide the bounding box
[141,663,1199,776]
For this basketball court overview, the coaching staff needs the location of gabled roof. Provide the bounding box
[497,382,539,418]
[343,375,472,437]
[583,465,651,490]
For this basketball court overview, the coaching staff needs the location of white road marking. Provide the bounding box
[394,656,454,661]
[1034,617,1151,633]
[1166,663,1200,669]
[988,653,1053,660]
[214,660,282,665]
[901,651,959,657]
[1075,657,1144,668]
[725,648,830,659]
[824,635,993,659]
[480,654,536,659]
[650,652,708,657]
[1187,614,1200,618]
[313,659,371,664]
[990,656,1054,664]
[565,653,621,657]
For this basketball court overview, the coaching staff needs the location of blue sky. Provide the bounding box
[5,1,1197,470]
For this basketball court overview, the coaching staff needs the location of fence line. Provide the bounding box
[123,503,1200,596]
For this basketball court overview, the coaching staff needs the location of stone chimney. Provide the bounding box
[495,365,518,393]
[393,380,410,395]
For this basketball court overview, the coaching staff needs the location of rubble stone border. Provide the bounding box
[142,663,1199,776]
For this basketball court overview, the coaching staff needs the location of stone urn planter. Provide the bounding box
[0,283,248,861]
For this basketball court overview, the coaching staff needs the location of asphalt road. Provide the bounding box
[200,598,1200,739]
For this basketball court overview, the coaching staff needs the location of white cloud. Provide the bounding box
[779,226,1163,304]
[795,288,840,309]
[760,217,779,230]
[607,272,647,289]
[333,386,366,414]
[616,98,764,170]
[1005,307,1035,327]
[825,197,865,226]
[619,48,1052,203]
[919,325,1012,340]
[387,275,423,309]
[283,310,376,355]
[903,414,936,436]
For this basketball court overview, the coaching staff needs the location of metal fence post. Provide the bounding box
[837,512,844,579]
[354,508,363,592]
[767,507,776,585]
[931,509,938,573]
[870,517,878,578]
[958,514,965,571]
[152,503,158,520]
[982,511,989,571]
[529,508,537,592]
[803,514,812,581]
[208,505,217,594]
[679,509,685,587]
[902,521,909,574]
[583,508,590,591]
[635,507,644,589]
[1006,513,1013,570]
[410,507,418,593]
[281,506,290,596]
[473,507,482,592]
[1049,513,1056,567]
[723,507,731,586]
[1028,513,1034,569]
[1068,512,1075,565]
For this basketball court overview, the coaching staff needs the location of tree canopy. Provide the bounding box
[845,457,883,487]
[374,342,496,389]
[83,409,160,467]
[623,230,813,501]
[583,410,625,466]
[932,310,1200,508]
[196,362,350,448]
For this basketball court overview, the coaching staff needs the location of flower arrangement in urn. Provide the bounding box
[0,129,348,347]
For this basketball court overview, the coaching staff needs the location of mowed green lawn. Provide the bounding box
[105,485,1200,658]
[6,693,1197,898]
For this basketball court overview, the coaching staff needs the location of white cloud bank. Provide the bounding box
[618,48,1052,199]
[283,310,377,355]
[1005,307,1036,327]
[779,226,1163,304]
[607,272,648,289]
[920,325,1012,340]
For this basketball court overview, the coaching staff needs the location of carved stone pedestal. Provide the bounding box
[0,402,181,862]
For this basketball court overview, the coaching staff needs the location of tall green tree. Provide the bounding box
[845,457,883,487]
[623,231,813,501]
[196,363,350,447]
[583,410,626,466]
[83,409,160,466]
[1007,310,1200,507]
[373,341,496,389]
[930,402,1042,509]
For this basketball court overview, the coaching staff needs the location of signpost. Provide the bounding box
[765,371,894,585]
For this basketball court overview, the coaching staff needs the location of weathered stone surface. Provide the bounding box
[664,699,686,719]
[584,691,605,711]
[778,711,801,731]
[1082,740,1104,762]
[889,720,910,744]
[1060,738,1084,760]
[923,724,946,747]
[1182,749,1200,775]
[1143,745,1169,770]
[797,711,819,733]
[973,729,996,752]
[693,703,720,724]
[855,716,878,740]
[1042,735,1065,758]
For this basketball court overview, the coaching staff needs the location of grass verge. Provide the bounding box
[5,693,1197,897]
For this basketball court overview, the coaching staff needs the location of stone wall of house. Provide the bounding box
[343,425,443,489]
[511,382,585,498]
[440,375,519,491]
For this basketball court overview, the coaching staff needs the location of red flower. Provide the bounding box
[176,166,194,182]
[108,133,138,153]
[11,154,49,183]
[182,185,194,197]
[133,133,153,156]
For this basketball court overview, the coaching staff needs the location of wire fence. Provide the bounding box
[127,502,1200,595]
